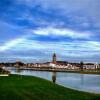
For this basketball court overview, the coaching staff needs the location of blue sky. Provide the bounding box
[0,0,100,63]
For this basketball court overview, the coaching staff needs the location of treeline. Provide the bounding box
[0,62,16,67]
[0,67,10,74]
[0,62,25,67]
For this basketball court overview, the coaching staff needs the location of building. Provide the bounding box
[52,53,57,64]
[49,53,57,67]
[14,61,24,67]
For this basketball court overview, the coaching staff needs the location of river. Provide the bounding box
[5,67,100,94]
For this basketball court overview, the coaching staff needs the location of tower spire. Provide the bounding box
[52,53,56,64]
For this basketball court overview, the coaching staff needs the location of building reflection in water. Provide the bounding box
[80,74,84,85]
[16,68,22,73]
[52,71,56,83]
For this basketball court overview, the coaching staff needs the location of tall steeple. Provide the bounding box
[52,53,56,64]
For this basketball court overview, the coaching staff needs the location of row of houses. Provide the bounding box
[12,61,100,70]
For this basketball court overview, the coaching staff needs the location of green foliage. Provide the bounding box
[0,68,10,74]
[0,75,100,100]
[0,68,3,74]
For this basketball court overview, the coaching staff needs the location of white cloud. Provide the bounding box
[0,36,100,62]
[1,37,100,54]
[16,0,100,28]
[0,38,25,52]
[32,27,91,39]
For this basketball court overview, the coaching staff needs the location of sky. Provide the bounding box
[0,0,100,63]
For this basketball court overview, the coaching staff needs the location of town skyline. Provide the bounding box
[0,53,99,64]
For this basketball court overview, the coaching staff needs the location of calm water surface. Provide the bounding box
[5,67,100,94]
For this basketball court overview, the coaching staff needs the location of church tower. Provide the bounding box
[52,53,56,64]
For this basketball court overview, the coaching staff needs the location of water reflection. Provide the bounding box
[52,72,56,83]
[16,68,22,73]
[80,74,84,85]
[5,67,100,94]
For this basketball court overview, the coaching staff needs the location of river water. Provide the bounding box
[5,67,100,94]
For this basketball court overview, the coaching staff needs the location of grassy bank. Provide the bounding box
[18,68,100,75]
[64,70,100,75]
[0,75,100,100]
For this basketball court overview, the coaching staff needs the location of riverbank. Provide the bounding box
[15,67,100,75]
[0,67,10,74]
[0,75,100,100]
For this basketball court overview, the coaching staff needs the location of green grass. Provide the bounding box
[79,71,100,75]
[64,71,100,75]
[0,75,100,100]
